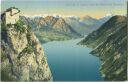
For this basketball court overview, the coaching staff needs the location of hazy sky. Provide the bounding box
[1,0,127,18]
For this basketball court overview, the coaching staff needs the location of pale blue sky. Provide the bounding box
[1,0,127,18]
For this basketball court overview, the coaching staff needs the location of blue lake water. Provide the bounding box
[43,38,103,81]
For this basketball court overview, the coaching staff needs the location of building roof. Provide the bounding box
[6,7,20,12]
[1,7,20,20]
[1,7,20,17]
[1,7,20,15]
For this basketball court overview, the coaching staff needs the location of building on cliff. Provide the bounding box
[1,7,20,25]
[1,7,53,81]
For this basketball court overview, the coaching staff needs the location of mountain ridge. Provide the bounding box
[20,16,82,43]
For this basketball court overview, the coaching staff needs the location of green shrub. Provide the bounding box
[26,46,33,54]
[1,22,6,31]
[18,45,33,59]
[15,19,26,33]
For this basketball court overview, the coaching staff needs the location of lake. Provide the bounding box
[43,38,103,81]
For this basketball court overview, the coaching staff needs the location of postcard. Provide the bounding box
[1,0,127,81]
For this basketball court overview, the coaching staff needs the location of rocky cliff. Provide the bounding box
[1,19,53,81]
[79,15,127,81]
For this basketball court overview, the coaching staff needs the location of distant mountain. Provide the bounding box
[64,16,89,35]
[20,15,112,43]
[65,15,111,35]
[79,15,127,81]
[20,16,82,43]
[80,16,99,25]
[21,15,112,36]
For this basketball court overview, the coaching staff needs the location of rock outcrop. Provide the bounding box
[1,19,53,81]
[79,15,127,81]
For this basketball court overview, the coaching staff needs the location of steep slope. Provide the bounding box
[98,15,113,24]
[79,16,126,48]
[1,19,53,81]
[79,15,127,81]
